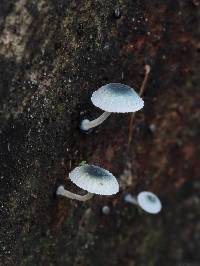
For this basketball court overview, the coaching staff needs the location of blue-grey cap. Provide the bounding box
[91,83,144,113]
[137,191,162,214]
[69,165,119,195]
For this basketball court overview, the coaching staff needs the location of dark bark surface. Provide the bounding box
[0,0,199,265]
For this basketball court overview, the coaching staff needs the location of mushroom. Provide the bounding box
[124,191,162,214]
[137,191,162,214]
[80,83,144,131]
[102,205,110,215]
[57,164,119,202]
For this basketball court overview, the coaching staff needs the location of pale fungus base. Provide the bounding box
[80,112,111,131]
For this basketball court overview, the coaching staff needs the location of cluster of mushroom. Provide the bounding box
[57,71,162,214]
[57,164,162,214]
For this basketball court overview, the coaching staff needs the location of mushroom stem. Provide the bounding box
[81,111,111,131]
[124,193,138,205]
[57,185,94,202]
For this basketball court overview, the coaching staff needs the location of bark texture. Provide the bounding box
[0,0,199,265]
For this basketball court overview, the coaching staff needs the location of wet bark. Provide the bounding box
[0,1,199,265]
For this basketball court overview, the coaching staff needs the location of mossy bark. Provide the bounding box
[0,1,199,265]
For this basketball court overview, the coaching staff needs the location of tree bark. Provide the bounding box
[0,1,199,265]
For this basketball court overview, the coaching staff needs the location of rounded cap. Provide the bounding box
[137,191,162,214]
[69,165,119,195]
[91,83,144,113]
[102,205,110,215]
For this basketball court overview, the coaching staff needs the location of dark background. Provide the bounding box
[0,1,199,265]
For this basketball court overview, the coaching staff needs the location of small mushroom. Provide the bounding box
[80,83,144,131]
[57,164,119,202]
[137,191,162,214]
[124,191,162,214]
[102,205,110,215]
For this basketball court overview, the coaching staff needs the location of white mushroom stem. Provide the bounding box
[57,185,94,202]
[124,193,138,205]
[81,111,111,131]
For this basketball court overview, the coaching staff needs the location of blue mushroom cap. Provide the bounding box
[91,83,144,113]
[137,191,162,214]
[69,165,119,195]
